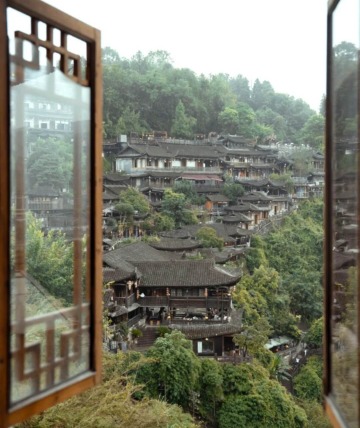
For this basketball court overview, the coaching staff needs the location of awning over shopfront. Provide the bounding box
[265,336,292,350]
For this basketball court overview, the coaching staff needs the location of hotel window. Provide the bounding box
[324,0,360,426]
[0,1,102,426]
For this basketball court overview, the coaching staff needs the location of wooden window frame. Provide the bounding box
[324,0,360,426]
[0,0,103,426]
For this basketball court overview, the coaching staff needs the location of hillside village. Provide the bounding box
[22,80,324,356]
[99,133,324,354]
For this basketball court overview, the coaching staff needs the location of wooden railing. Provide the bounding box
[127,313,142,328]
[114,293,136,307]
[138,296,231,309]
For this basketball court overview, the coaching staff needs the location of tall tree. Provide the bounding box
[218,107,240,135]
[118,188,150,214]
[161,188,197,226]
[137,331,201,408]
[24,213,76,304]
[219,362,307,428]
[298,114,325,150]
[171,100,197,139]
[27,138,72,192]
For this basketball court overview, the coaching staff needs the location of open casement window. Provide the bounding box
[0,0,103,426]
[324,0,360,426]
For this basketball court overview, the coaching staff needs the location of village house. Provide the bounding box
[102,241,242,356]
[114,141,225,175]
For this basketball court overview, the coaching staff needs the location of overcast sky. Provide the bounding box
[45,0,328,112]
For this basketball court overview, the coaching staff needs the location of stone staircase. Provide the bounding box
[134,326,158,350]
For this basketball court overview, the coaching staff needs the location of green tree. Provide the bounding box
[233,317,272,359]
[102,46,121,64]
[21,352,200,428]
[245,235,268,274]
[196,226,224,251]
[118,188,150,214]
[25,213,76,305]
[219,362,307,428]
[218,107,240,134]
[305,317,323,348]
[264,199,323,322]
[300,400,332,428]
[251,79,275,110]
[236,102,257,138]
[291,148,314,176]
[137,331,201,408]
[114,202,135,221]
[298,114,325,151]
[198,358,224,423]
[173,180,204,205]
[162,188,197,227]
[294,357,323,402]
[153,213,175,232]
[222,182,245,205]
[27,138,72,192]
[116,106,147,136]
[268,353,292,382]
[229,74,251,105]
[233,265,299,338]
[171,100,197,139]
[269,172,294,193]
[256,107,286,140]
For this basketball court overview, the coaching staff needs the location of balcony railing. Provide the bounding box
[127,313,142,327]
[132,166,222,173]
[114,293,136,307]
[139,295,231,309]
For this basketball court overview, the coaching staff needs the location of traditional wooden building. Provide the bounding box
[102,241,242,355]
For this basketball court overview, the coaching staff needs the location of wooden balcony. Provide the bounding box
[138,296,231,310]
[114,293,136,307]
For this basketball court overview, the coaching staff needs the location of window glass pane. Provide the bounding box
[330,0,360,425]
[8,8,92,404]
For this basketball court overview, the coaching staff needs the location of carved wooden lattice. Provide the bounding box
[9,10,92,404]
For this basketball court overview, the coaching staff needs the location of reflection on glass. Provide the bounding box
[331,0,359,425]
[9,23,91,403]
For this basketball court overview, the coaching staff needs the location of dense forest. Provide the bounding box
[102,47,324,149]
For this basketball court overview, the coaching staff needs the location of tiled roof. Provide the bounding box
[170,323,243,339]
[109,303,140,317]
[132,259,240,287]
[177,223,240,240]
[219,135,255,145]
[240,192,272,202]
[222,214,252,223]
[103,241,179,268]
[103,173,131,184]
[103,190,120,201]
[149,238,200,251]
[250,163,277,170]
[236,178,285,189]
[181,174,223,182]
[103,259,137,283]
[118,142,227,160]
[199,247,246,263]
[206,194,229,202]
[224,202,261,213]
